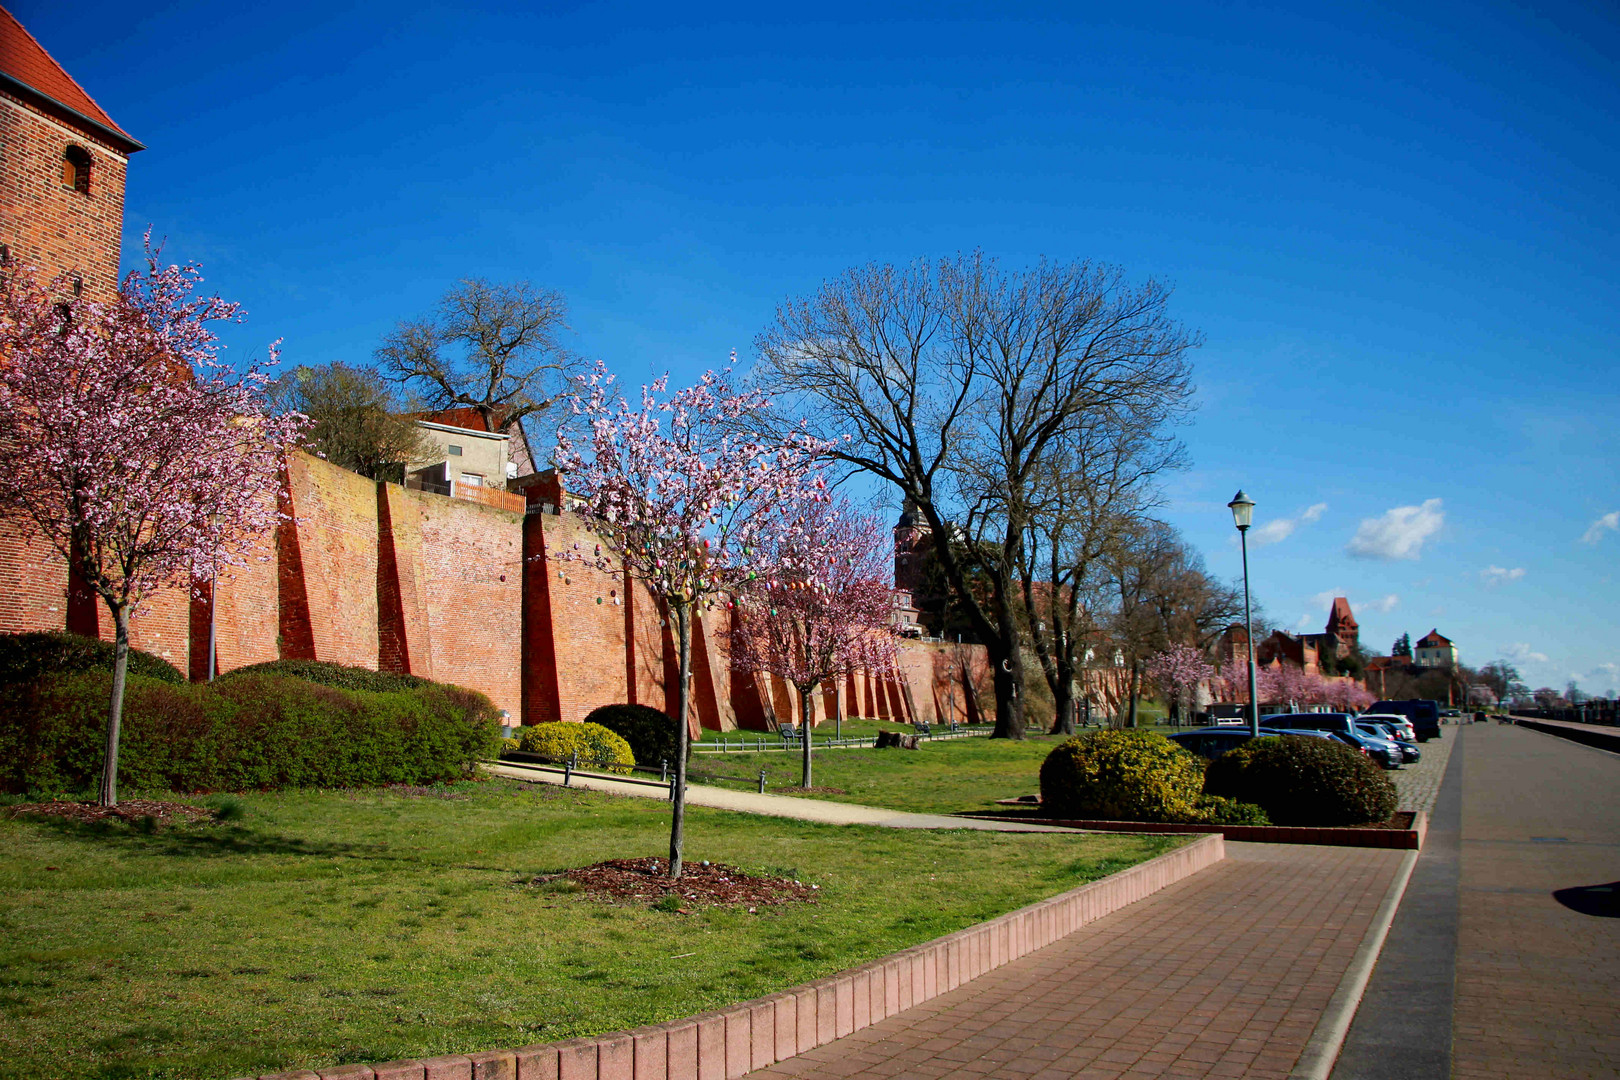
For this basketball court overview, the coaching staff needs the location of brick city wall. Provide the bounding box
[0,450,989,733]
[0,90,128,301]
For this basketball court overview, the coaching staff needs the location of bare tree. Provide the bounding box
[375,278,577,435]
[1105,520,1242,727]
[756,253,1197,738]
[1013,403,1186,735]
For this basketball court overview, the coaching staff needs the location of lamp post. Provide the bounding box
[1228,490,1260,736]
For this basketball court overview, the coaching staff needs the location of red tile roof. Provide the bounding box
[1417,629,1453,648]
[415,407,494,433]
[0,6,139,149]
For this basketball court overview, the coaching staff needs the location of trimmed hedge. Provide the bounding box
[583,702,679,767]
[514,722,635,775]
[1192,794,1271,826]
[1203,735,1397,826]
[1038,730,1206,823]
[215,658,431,694]
[0,631,184,686]
[0,672,500,796]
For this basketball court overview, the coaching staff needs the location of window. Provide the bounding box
[460,473,483,486]
[447,444,463,456]
[62,146,92,195]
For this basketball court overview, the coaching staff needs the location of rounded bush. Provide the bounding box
[1203,735,1396,826]
[216,658,430,694]
[1038,729,1205,822]
[0,631,184,686]
[584,702,679,767]
[516,722,635,774]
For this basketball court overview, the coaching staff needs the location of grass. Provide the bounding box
[0,778,1182,1080]
[688,717,1197,815]
[689,731,1063,814]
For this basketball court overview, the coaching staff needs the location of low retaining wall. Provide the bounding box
[246,833,1226,1080]
[958,811,1427,851]
[1513,717,1620,754]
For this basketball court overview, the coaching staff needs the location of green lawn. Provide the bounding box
[688,730,1066,813]
[0,778,1181,1080]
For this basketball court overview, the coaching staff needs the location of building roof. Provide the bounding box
[414,407,494,432]
[1417,629,1453,648]
[1327,596,1358,629]
[0,6,141,152]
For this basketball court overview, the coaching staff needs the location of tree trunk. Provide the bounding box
[990,623,1027,739]
[800,684,814,789]
[1048,660,1077,736]
[1126,661,1141,729]
[99,602,130,807]
[669,602,692,880]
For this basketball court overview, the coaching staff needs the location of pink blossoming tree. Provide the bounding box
[1142,643,1214,724]
[553,360,833,878]
[729,495,898,788]
[0,241,303,806]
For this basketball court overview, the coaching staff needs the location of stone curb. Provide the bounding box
[1287,846,1421,1080]
[238,833,1225,1080]
[957,811,1429,850]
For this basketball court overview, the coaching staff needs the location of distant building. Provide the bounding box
[1257,630,1321,675]
[1414,629,1458,670]
[1301,596,1359,660]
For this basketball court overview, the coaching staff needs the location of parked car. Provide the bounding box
[1262,711,1357,734]
[1355,720,1421,763]
[1166,726,1336,760]
[1330,727,1404,769]
[1369,699,1442,742]
[1358,712,1417,742]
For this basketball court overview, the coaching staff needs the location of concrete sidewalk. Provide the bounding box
[483,761,1076,832]
[1452,722,1620,1079]
[744,841,1407,1080]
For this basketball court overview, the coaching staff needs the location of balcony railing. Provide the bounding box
[451,481,527,514]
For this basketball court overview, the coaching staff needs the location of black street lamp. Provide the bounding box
[1228,490,1260,736]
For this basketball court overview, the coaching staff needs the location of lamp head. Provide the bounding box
[1228,490,1255,531]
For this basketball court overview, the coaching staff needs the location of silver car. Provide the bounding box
[1358,712,1416,742]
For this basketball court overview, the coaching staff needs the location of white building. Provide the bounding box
[1414,629,1458,669]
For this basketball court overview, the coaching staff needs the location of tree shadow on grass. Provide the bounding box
[18,814,379,861]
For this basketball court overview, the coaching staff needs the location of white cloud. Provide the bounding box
[1481,565,1526,587]
[1581,511,1619,544]
[1305,590,1397,617]
[1249,502,1329,547]
[1347,499,1444,560]
[1309,589,1345,610]
[1503,642,1550,665]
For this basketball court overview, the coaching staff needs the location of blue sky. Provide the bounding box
[22,0,1620,694]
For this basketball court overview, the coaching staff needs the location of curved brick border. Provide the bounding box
[241,833,1224,1080]
[956,812,1428,850]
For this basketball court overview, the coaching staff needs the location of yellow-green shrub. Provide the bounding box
[515,721,635,774]
[1038,729,1205,822]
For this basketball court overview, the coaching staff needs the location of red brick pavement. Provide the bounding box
[745,842,1405,1080]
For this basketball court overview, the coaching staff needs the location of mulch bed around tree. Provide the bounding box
[529,857,819,907]
[6,799,214,826]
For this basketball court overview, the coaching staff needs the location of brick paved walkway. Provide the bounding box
[1452,723,1620,1079]
[745,842,1406,1080]
[1391,727,1457,815]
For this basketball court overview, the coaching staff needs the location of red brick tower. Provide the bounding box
[0,6,143,638]
[1,6,142,297]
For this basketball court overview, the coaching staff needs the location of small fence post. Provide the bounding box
[564,749,575,787]
[758,769,766,794]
